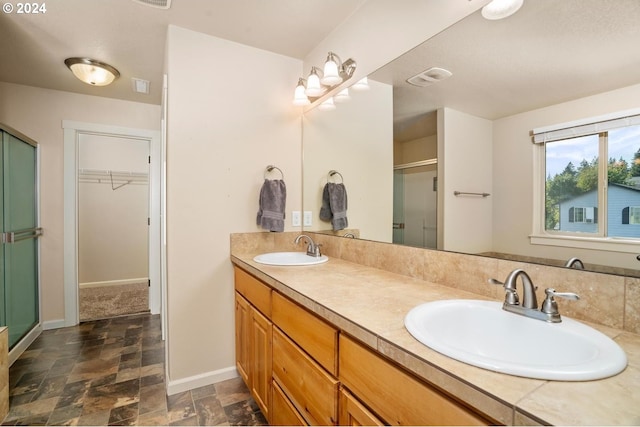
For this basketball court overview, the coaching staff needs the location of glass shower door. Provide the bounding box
[1,130,39,348]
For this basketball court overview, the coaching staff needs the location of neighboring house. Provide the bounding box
[558,183,640,237]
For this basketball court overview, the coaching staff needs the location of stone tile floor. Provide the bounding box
[2,314,267,426]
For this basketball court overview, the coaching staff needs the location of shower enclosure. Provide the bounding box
[392,164,438,249]
[0,125,40,349]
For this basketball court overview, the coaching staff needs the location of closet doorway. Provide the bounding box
[78,134,149,321]
[63,121,163,330]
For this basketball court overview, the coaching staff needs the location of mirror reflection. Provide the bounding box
[302,0,640,277]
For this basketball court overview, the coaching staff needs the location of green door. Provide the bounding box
[1,129,39,349]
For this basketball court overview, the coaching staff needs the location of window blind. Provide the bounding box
[531,108,640,144]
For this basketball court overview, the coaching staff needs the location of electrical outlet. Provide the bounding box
[303,211,312,226]
[292,211,301,226]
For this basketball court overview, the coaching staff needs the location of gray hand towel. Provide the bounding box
[329,182,348,231]
[256,179,286,232]
[319,183,332,221]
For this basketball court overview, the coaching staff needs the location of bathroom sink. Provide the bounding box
[253,252,328,266]
[404,299,627,381]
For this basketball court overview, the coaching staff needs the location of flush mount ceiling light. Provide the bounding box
[292,51,357,107]
[64,58,120,86]
[481,0,524,20]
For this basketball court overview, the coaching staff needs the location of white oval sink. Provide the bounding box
[404,299,627,381]
[253,252,328,266]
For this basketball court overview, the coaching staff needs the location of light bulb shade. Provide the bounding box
[293,80,310,106]
[318,97,336,111]
[64,58,120,86]
[321,53,343,86]
[305,67,325,97]
[351,76,370,91]
[334,88,350,103]
[481,0,524,20]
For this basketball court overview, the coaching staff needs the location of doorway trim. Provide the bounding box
[63,121,163,327]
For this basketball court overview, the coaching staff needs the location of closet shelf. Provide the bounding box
[78,169,148,189]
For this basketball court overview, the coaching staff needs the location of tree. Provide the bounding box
[608,157,630,185]
[631,147,640,177]
[576,158,598,192]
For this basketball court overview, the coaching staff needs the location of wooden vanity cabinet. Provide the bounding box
[339,334,490,426]
[234,265,491,426]
[339,386,385,426]
[233,268,273,422]
[272,292,340,425]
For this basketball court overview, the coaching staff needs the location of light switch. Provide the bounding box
[292,211,301,226]
[303,211,312,226]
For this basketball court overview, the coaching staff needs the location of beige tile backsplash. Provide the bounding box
[230,232,640,334]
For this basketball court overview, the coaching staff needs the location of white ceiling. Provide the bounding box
[0,0,366,104]
[369,0,640,138]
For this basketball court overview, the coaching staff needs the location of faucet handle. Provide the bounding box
[488,278,519,305]
[541,288,580,321]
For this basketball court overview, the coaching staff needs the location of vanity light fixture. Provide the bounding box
[293,51,357,106]
[293,78,311,106]
[351,76,370,91]
[321,52,344,85]
[64,57,120,86]
[334,88,351,103]
[305,67,324,97]
[318,97,336,111]
[481,0,524,20]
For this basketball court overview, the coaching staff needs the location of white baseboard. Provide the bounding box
[166,366,238,396]
[79,277,149,289]
[42,319,67,330]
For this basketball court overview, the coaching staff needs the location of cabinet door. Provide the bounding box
[339,387,384,426]
[272,380,307,426]
[251,307,272,421]
[235,293,250,384]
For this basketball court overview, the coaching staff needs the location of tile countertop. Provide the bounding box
[231,253,640,426]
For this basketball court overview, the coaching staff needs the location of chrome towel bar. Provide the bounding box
[454,191,490,197]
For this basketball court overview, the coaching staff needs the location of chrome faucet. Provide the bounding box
[489,269,579,323]
[342,233,356,238]
[564,257,585,269]
[294,234,322,257]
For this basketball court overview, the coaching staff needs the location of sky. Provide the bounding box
[546,125,640,178]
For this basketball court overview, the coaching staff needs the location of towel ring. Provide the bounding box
[328,170,344,183]
[264,165,284,180]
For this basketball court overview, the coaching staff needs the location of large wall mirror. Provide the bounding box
[303,0,640,277]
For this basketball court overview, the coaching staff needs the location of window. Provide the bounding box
[568,207,597,224]
[623,206,640,225]
[533,112,640,241]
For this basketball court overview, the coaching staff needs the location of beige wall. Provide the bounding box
[303,79,393,242]
[438,107,493,253]
[0,81,160,325]
[492,82,640,270]
[78,134,150,284]
[165,25,302,387]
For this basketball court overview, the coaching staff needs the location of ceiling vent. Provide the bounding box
[407,67,452,87]
[132,0,171,9]
[132,78,150,94]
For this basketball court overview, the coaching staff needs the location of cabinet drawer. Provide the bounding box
[339,386,384,426]
[339,335,490,426]
[272,292,338,375]
[234,267,271,318]
[273,327,339,425]
[271,380,307,426]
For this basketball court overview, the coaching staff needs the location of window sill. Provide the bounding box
[530,233,640,254]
